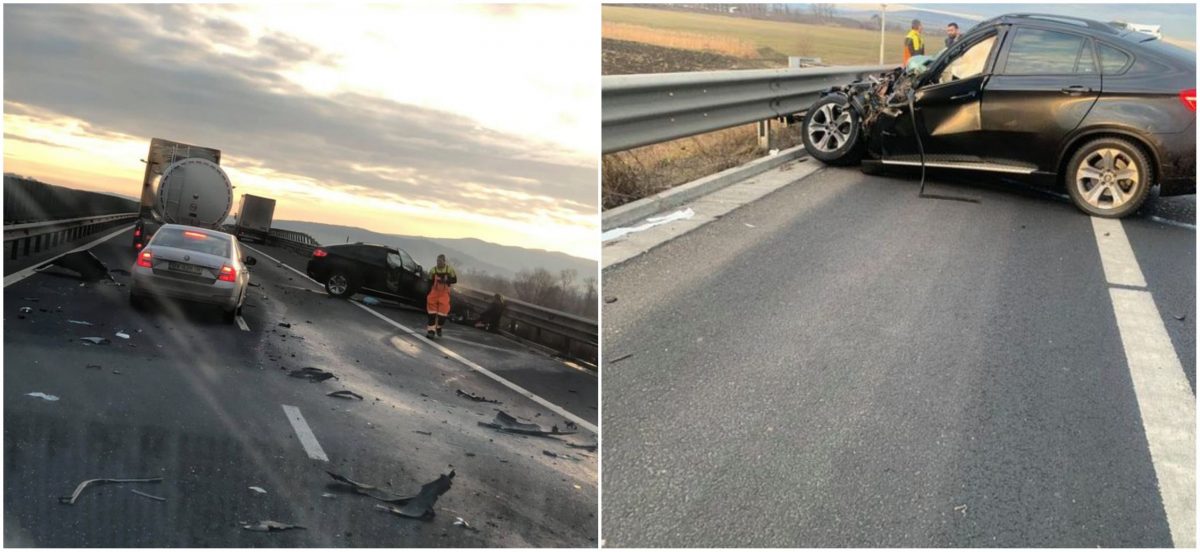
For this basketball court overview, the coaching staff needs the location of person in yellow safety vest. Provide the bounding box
[426,254,457,338]
[903,19,924,65]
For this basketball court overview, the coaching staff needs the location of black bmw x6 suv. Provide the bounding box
[306,242,428,302]
[802,13,1195,217]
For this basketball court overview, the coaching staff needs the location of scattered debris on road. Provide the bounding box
[542,450,582,461]
[278,323,292,329]
[242,520,305,532]
[43,250,114,282]
[115,332,131,339]
[453,517,479,531]
[1175,313,1187,321]
[25,392,59,402]
[327,390,364,401]
[249,486,267,494]
[361,296,381,305]
[130,489,166,502]
[414,430,433,436]
[456,389,501,404]
[59,477,163,505]
[604,297,617,304]
[19,307,32,314]
[372,471,456,520]
[86,364,102,370]
[288,367,337,382]
[68,320,94,326]
[79,337,111,346]
[321,493,337,499]
[608,353,633,364]
[565,442,598,453]
[479,411,576,437]
[954,504,968,517]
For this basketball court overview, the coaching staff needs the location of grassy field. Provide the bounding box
[603,5,912,65]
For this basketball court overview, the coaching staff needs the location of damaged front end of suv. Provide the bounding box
[801,57,933,168]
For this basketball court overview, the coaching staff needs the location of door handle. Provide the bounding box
[1060,85,1090,95]
[950,90,977,101]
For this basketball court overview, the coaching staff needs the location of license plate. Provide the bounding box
[168,262,203,275]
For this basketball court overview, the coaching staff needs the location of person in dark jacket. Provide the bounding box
[475,293,506,333]
[945,22,961,48]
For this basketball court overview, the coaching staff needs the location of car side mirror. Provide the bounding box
[245,256,257,266]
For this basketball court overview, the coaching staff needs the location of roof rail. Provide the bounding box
[1006,13,1119,34]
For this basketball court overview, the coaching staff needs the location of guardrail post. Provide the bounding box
[758,119,773,151]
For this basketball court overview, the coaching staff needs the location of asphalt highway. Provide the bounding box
[601,166,1194,547]
[4,230,597,547]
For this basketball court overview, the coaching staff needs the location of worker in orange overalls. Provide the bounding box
[426,254,457,338]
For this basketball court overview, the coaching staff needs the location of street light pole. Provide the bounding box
[879,4,887,65]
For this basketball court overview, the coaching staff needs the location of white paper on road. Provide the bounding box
[601,208,695,242]
[25,392,59,401]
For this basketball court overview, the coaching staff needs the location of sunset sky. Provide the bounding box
[3,4,599,260]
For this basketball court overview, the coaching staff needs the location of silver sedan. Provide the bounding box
[129,224,256,323]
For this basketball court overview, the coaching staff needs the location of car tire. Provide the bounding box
[1065,137,1153,218]
[802,94,864,166]
[324,270,358,298]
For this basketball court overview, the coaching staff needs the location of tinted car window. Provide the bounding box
[152,228,231,257]
[1097,43,1132,73]
[1004,28,1086,74]
[935,35,996,84]
[397,249,417,271]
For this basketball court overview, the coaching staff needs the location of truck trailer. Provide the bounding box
[234,194,276,243]
[132,138,233,251]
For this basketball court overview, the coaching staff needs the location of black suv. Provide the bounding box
[306,243,428,302]
[802,13,1196,217]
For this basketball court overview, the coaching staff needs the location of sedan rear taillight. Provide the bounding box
[218,264,237,282]
[136,250,152,268]
[312,248,328,258]
[1181,89,1196,112]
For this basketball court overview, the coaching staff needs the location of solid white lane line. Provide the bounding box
[352,301,598,434]
[4,224,134,287]
[235,315,250,332]
[1107,288,1195,548]
[1091,216,1195,548]
[1090,217,1147,288]
[244,243,598,434]
[282,405,329,462]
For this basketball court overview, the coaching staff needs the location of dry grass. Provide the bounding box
[603,123,805,210]
[602,21,760,59]
[603,5,909,65]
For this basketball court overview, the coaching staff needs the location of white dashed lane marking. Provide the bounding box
[1091,216,1194,548]
[282,405,328,462]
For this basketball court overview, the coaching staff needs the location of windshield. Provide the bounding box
[151,227,232,257]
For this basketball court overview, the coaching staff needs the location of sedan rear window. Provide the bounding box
[1004,28,1087,74]
[151,228,231,257]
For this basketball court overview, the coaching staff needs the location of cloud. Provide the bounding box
[3,4,597,228]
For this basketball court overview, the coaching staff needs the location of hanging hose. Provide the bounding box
[908,90,979,204]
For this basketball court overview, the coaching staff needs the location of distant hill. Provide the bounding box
[271,220,595,281]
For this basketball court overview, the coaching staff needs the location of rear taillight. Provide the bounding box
[134,228,141,238]
[1181,89,1196,112]
[135,242,143,250]
[313,248,328,258]
[136,250,152,268]
[218,264,237,282]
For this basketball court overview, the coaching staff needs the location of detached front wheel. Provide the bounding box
[802,95,864,166]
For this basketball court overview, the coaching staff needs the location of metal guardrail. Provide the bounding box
[453,286,598,364]
[602,65,893,153]
[4,212,138,262]
[265,229,599,366]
